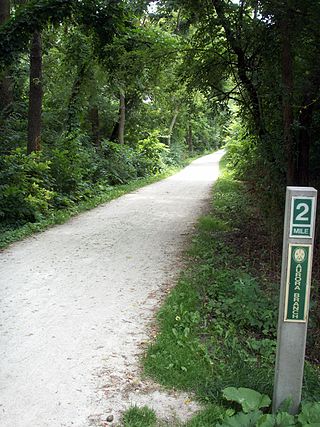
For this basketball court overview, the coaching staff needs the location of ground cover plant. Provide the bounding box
[137,158,320,427]
[122,406,158,427]
[216,387,320,427]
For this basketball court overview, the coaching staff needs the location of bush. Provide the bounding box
[226,120,285,237]
[47,133,98,201]
[98,140,139,184]
[0,148,55,224]
[225,121,258,180]
[136,131,169,175]
[166,140,188,166]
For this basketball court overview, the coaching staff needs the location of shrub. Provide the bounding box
[136,131,169,175]
[0,148,55,224]
[99,140,139,184]
[47,133,98,200]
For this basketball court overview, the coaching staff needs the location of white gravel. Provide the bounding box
[0,150,225,427]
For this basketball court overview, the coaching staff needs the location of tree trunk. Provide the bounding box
[67,63,87,132]
[174,8,181,34]
[27,30,42,154]
[253,0,258,20]
[0,0,9,22]
[0,0,12,115]
[118,91,125,145]
[168,107,179,146]
[297,105,313,186]
[88,105,101,149]
[109,93,137,142]
[280,15,296,185]
[109,121,119,142]
[187,124,193,154]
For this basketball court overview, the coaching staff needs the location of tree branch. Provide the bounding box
[211,0,264,134]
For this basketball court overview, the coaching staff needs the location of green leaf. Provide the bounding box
[217,410,262,427]
[298,402,320,425]
[275,412,296,426]
[257,414,276,427]
[223,387,271,413]
[277,397,293,414]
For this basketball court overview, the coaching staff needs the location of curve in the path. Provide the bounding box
[0,150,225,427]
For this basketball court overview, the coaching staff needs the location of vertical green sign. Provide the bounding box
[290,197,315,238]
[284,244,311,322]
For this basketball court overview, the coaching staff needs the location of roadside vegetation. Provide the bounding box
[0,152,205,249]
[122,156,320,426]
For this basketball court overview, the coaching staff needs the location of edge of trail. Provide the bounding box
[0,150,225,427]
[0,151,219,251]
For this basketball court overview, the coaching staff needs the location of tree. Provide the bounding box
[0,0,12,115]
[0,0,222,229]
[172,0,320,188]
[27,29,42,153]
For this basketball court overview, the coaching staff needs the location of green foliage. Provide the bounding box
[218,388,320,427]
[0,0,127,69]
[225,121,258,181]
[136,131,168,175]
[226,120,285,239]
[99,140,140,184]
[185,405,226,427]
[144,274,213,394]
[222,388,271,414]
[167,141,188,165]
[0,128,199,228]
[122,406,157,427]
[217,409,262,427]
[47,133,98,202]
[298,402,320,425]
[0,148,55,223]
[198,215,229,232]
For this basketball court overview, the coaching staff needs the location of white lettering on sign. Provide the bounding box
[293,227,309,235]
[295,264,302,290]
[292,300,300,319]
[293,293,300,319]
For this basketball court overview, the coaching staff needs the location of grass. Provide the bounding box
[122,406,158,427]
[122,157,320,426]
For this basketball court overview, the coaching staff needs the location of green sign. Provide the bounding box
[284,244,311,322]
[290,197,315,238]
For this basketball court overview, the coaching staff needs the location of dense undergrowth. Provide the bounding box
[126,156,320,426]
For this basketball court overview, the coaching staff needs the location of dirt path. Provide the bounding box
[0,151,225,427]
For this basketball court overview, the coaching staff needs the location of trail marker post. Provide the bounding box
[273,187,317,414]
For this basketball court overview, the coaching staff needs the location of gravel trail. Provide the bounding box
[0,150,224,427]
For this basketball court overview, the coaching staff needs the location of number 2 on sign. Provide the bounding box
[296,203,309,221]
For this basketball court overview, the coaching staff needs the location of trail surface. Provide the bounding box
[0,151,224,427]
